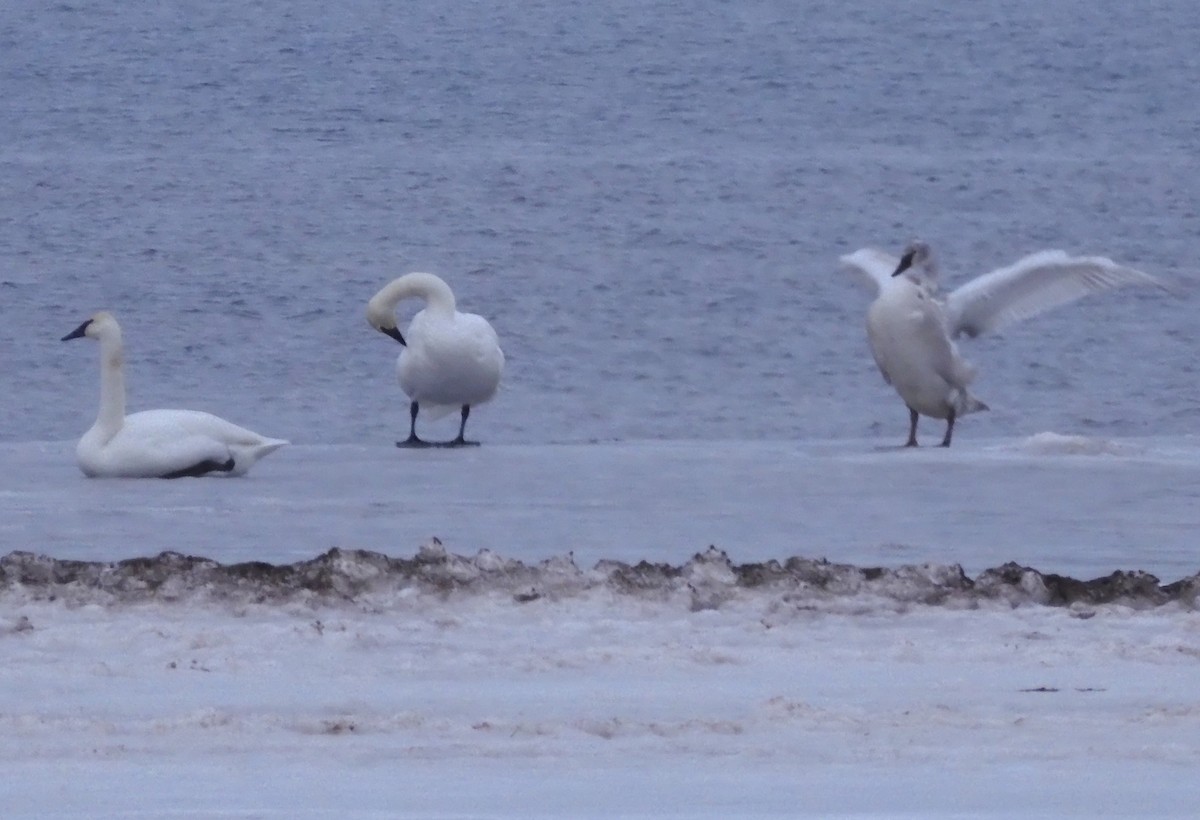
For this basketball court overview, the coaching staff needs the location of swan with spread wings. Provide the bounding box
[840,241,1164,447]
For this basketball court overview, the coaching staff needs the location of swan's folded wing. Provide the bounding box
[864,317,893,385]
[943,250,1165,338]
[839,248,900,297]
[107,424,233,478]
[120,410,285,476]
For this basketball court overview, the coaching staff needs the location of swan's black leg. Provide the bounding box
[446,405,480,447]
[905,407,920,447]
[162,457,236,479]
[940,408,956,448]
[397,401,431,448]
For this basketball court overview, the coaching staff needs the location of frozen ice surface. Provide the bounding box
[2,556,1199,819]
[6,437,1200,579]
[2,438,1199,818]
[6,0,1200,813]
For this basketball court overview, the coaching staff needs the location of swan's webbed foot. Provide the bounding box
[940,409,957,448]
[904,407,920,447]
[396,401,430,447]
[437,405,480,447]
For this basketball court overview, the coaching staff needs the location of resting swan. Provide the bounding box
[840,241,1164,447]
[62,311,288,478]
[366,272,504,447]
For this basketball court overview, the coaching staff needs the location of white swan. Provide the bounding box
[366,272,504,447]
[62,311,288,478]
[840,241,1165,447]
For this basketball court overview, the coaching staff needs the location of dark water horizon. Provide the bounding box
[4,0,1198,446]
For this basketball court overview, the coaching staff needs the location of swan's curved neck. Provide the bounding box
[94,329,126,438]
[377,273,458,317]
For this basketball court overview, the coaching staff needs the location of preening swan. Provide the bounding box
[62,311,288,478]
[840,241,1165,447]
[366,272,504,447]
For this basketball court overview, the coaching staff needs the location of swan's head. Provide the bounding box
[366,299,407,345]
[62,311,120,342]
[891,240,934,278]
[367,273,458,346]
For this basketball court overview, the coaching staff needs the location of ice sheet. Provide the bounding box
[4,437,1199,579]
[2,437,1199,818]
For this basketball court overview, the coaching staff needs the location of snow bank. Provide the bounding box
[3,542,1197,612]
[3,548,1199,819]
[1010,431,1142,456]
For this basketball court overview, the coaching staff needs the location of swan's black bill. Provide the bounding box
[62,319,92,341]
[891,250,915,277]
[382,326,406,345]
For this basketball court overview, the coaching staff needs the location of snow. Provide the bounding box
[2,438,1199,818]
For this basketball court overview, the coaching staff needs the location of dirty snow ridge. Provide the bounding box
[1,540,1196,612]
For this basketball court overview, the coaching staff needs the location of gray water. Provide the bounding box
[4,0,1199,446]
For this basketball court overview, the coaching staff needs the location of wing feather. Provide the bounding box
[839,248,899,297]
[944,250,1163,338]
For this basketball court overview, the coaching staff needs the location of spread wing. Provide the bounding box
[839,248,900,297]
[944,250,1165,338]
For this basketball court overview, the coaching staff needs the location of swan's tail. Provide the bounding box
[228,438,289,476]
[254,438,290,459]
[954,391,989,416]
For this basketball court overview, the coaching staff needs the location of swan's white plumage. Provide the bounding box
[939,249,1165,338]
[63,311,287,478]
[864,274,983,420]
[367,272,504,438]
[842,245,1165,339]
[76,409,286,478]
[398,308,503,417]
[840,241,1164,445]
[840,247,900,295]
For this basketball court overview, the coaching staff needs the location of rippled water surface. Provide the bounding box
[4,1,1198,445]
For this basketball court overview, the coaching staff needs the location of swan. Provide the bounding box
[366,272,504,447]
[61,311,288,478]
[840,240,1165,447]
